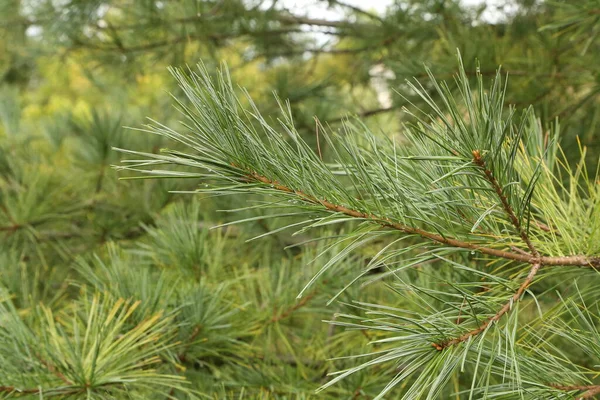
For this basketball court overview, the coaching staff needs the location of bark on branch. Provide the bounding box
[244,170,600,268]
[551,383,600,399]
[425,151,547,350]
[472,149,539,257]
[239,167,600,352]
[432,262,540,350]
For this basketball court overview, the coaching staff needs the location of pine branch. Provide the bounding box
[37,356,73,385]
[432,262,540,350]
[0,223,20,232]
[472,150,539,257]
[271,291,316,323]
[0,386,41,395]
[245,170,600,268]
[551,384,600,399]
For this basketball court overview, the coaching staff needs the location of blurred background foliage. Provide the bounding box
[0,0,599,398]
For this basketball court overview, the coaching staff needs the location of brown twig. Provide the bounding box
[472,150,539,257]
[0,386,41,395]
[534,220,554,233]
[510,246,532,257]
[455,298,467,325]
[244,170,600,268]
[0,204,21,233]
[0,357,77,397]
[580,386,600,399]
[241,167,599,351]
[432,263,540,350]
[551,383,600,399]
[432,150,546,350]
[271,292,316,323]
[0,224,20,232]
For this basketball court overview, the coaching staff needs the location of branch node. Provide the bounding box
[433,263,541,350]
[472,149,540,258]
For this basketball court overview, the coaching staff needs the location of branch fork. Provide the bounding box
[550,383,600,399]
[236,156,598,353]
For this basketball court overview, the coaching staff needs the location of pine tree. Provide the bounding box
[117,50,600,397]
[1,1,600,399]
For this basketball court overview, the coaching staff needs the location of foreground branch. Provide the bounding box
[432,263,540,350]
[245,171,600,268]
[551,384,600,399]
[271,291,316,323]
[240,168,599,351]
[472,150,539,257]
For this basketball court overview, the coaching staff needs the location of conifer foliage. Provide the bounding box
[1,0,600,399]
[118,53,600,398]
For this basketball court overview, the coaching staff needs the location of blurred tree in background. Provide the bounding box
[0,0,599,398]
